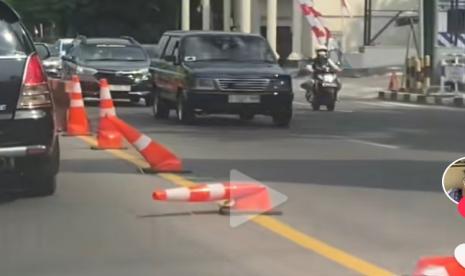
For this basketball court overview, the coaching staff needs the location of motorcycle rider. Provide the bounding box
[301,45,342,94]
[307,45,342,73]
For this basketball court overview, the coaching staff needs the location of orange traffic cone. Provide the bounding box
[413,257,465,276]
[388,72,400,92]
[92,79,125,150]
[107,116,183,173]
[66,75,90,136]
[153,182,273,214]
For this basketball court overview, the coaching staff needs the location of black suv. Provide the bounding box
[62,36,153,105]
[151,31,293,126]
[0,1,59,196]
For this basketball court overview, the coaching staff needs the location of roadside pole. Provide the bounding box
[423,0,437,81]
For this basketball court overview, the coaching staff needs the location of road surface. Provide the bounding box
[1,76,464,276]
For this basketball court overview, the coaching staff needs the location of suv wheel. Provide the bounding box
[272,107,292,127]
[23,140,60,197]
[145,95,154,107]
[176,94,194,124]
[152,92,170,119]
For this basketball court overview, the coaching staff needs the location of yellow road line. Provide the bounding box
[76,135,396,276]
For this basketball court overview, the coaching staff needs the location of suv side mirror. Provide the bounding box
[34,43,50,60]
[164,55,179,65]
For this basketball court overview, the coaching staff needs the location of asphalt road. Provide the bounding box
[1,76,465,276]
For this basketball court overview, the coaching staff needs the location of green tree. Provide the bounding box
[6,0,180,42]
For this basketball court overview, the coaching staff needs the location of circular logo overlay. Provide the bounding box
[442,157,465,204]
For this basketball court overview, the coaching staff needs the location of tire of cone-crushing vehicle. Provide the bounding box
[152,91,170,119]
[176,92,195,124]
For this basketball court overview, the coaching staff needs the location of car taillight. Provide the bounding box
[17,54,51,109]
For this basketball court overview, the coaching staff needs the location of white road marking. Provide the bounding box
[359,101,424,108]
[347,139,400,149]
[359,100,465,111]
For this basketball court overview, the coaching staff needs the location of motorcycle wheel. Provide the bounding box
[326,103,335,111]
[312,102,320,111]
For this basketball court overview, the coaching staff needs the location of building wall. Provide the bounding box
[249,0,420,57]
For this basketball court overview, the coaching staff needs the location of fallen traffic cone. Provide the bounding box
[388,72,400,92]
[153,182,273,214]
[413,256,465,276]
[107,116,183,173]
[92,79,125,150]
[66,75,90,136]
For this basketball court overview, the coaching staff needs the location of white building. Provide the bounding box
[181,0,420,68]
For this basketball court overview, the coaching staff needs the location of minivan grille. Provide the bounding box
[216,79,270,92]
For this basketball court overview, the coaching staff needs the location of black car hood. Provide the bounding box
[84,61,149,72]
[184,61,287,78]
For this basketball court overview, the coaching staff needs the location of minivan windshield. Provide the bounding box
[80,44,147,62]
[182,35,276,63]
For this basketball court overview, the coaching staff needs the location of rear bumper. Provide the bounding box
[186,90,293,115]
[0,145,47,157]
[0,110,56,156]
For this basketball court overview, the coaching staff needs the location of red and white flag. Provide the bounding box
[298,0,331,45]
[341,0,352,17]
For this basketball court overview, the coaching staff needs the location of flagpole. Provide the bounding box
[341,1,345,53]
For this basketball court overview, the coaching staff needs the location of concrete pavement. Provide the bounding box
[2,76,465,275]
[1,137,355,276]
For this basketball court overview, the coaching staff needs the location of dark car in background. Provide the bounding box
[62,36,153,105]
[0,1,59,196]
[150,31,293,126]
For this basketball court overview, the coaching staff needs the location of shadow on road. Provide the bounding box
[111,99,465,154]
[137,210,220,218]
[183,159,447,192]
[60,158,138,174]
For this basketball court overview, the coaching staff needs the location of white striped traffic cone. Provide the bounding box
[153,182,272,213]
[66,75,90,136]
[107,116,183,173]
[93,79,124,149]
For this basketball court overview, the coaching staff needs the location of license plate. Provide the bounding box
[228,95,260,103]
[322,83,338,88]
[109,85,131,92]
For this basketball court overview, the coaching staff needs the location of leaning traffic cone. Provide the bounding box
[413,256,465,276]
[107,116,183,173]
[92,79,125,150]
[388,72,400,92]
[152,182,273,214]
[66,75,90,136]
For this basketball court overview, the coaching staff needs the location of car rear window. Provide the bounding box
[0,20,27,57]
[80,44,147,62]
[182,35,276,63]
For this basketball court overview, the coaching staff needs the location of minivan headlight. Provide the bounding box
[76,66,98,75]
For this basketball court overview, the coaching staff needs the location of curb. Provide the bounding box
[378,90,465,108]
[288,66,402,79]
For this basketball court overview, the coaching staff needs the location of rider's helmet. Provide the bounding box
[316,45,328,58]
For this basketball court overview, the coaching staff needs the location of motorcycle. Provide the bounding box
[302,64,340,111]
